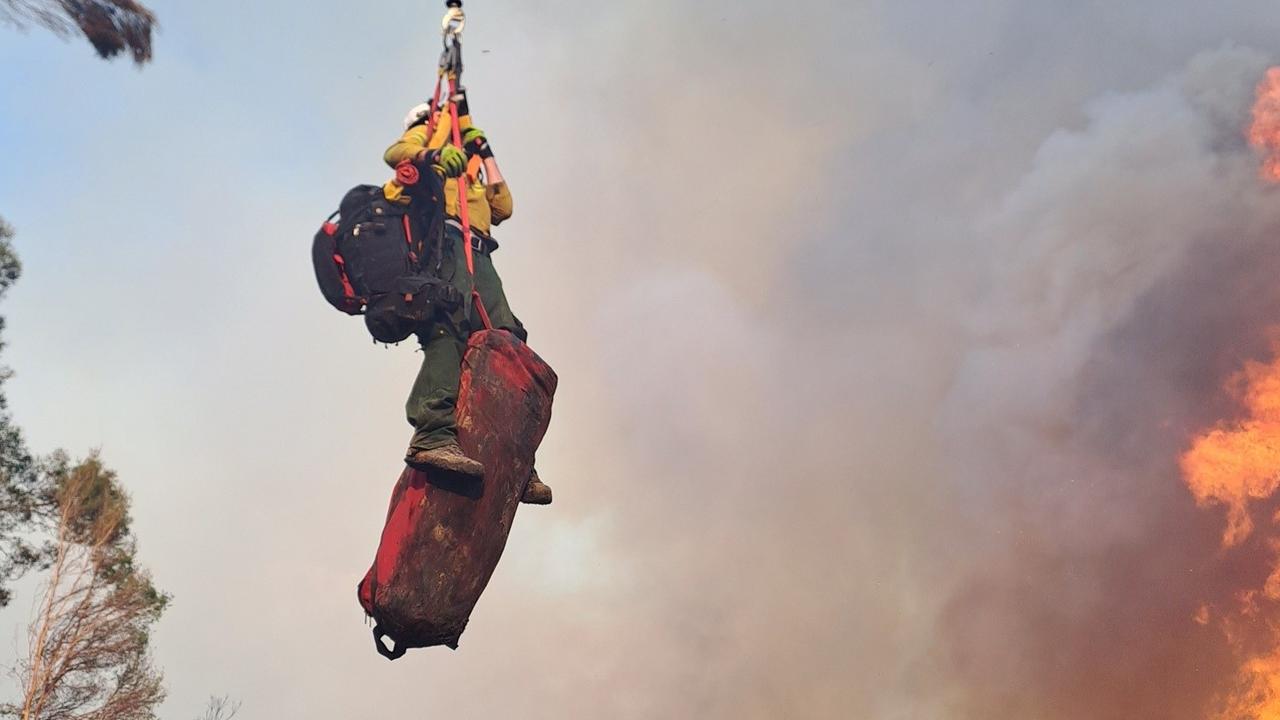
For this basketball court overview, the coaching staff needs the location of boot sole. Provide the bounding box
[520,484,553,505]
[406,456,485,478]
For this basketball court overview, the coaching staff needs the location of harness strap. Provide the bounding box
[424,75,444,139]
[447,75,493,331]
[446,218,499,254]
[401,215,419,268]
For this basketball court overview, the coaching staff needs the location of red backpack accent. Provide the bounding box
[332,254,358,306]
[312,212,364,316]
[395,160,421,187]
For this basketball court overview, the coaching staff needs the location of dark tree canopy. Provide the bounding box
[1,0,156,64]
[0,217,43,608]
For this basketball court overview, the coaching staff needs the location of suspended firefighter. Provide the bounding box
[312,0,562,658]
[386,87,552,505]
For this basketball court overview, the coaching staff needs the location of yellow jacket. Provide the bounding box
[383,113,512,234]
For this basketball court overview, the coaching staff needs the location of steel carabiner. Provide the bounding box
[442,5,465,42]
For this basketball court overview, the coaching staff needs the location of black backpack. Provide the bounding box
[312,169,461,344]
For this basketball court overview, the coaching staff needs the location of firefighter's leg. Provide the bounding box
[405,323,466,453]
[468,249,551,501]
[471,250,527,341]
[405,228,479,472]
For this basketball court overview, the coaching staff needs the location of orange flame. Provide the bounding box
[1250,68,1280,183]
[1181,352,1280,547]
[1215,650,1280,720]
[1172,66,1280,720]
[1182,340,1280,718]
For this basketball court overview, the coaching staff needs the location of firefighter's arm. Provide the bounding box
[384,120,467,177]
[487,181,513,226]
[383,125,430,168]
[460,127,512,223]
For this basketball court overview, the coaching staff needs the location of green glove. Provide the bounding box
[462,127,494,159]
[431,145,468,178]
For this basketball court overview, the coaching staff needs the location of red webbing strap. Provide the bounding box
[402,214,420,268]
[471,288,493,331]
[447,76,493,331]
[424,75,444,139]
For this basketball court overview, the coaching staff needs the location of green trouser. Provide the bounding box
[471,240,527,340]
[405,225,527,452]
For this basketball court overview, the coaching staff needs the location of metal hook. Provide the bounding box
[439,39,463,76]
[442,6,465,40]
[437,2,465,78]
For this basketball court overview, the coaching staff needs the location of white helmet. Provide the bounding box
[403,102,434,130]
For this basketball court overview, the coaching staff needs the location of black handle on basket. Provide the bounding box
[373,626,407,661]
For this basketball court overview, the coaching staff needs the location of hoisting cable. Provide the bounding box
[435,0,493,331]
[426,1,461,140]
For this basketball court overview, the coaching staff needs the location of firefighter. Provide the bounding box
[385,94,552,504]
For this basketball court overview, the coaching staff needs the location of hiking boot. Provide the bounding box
[406,442,484,478]
[521,469,553,505]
